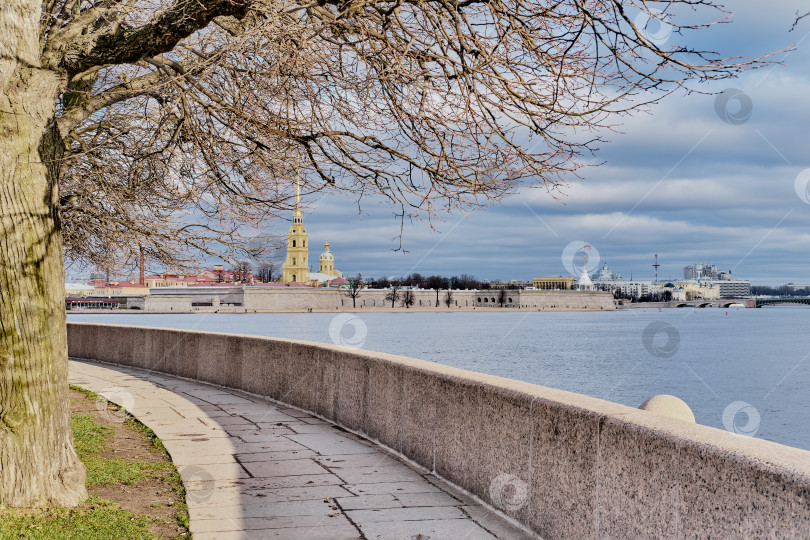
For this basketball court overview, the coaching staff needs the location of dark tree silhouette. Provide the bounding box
[385,283,402,308]
[342,274,364,308]
[401,290,415,309]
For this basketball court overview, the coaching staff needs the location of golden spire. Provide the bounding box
[295,156,301,208]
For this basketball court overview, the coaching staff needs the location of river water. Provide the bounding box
[68,306,810,451]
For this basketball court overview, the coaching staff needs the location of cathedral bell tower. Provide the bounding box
[281,169,310,283]
[318,241,341,278]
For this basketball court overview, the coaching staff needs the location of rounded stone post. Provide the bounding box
[639,394,696,423]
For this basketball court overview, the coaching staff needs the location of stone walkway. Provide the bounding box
[69,359,533,540]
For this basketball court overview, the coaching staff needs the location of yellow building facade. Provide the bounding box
[680,281,720,300]
[533,276,575,290]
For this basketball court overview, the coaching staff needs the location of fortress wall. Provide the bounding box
[351,289,480,308]
[243,287,342,310]
[138,288,615,311]
[243,288,482,310]
[68,323,810,539]
[143,295,192,312]
[517,290,615,310]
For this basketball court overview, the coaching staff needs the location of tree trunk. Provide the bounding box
[0,48,87,506]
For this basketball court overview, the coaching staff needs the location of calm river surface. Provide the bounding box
[68,307,810,451]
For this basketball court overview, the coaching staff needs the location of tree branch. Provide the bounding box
[47,0,249,75]
[58,68,170,138]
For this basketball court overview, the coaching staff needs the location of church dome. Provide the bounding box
[320,241,333,260]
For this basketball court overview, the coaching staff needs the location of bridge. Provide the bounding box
[625,298,756,309]
[756,297,810,307]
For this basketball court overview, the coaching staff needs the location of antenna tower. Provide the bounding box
[652,254,661,283]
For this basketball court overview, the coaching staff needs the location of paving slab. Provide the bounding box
[331,465,428,485]
[336,493,403,510]
[287,433,377,455]
[315,453,397,469]
[182,474,342,492]
[69,359,535,539]
[357,518,496,540]
[346,506,468,523]
[241,458,328,478]
[395,491,463,507]
[344,480,445,495]
[235,449,318,462]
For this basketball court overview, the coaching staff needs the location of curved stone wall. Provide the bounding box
[67,323,810,538]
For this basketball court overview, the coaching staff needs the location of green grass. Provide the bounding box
[0,495,158,540]
[128,414,169,455]
[0,387,191,539]
[71,413,111,456]
[167,468,191,531]
[71,412,171,486]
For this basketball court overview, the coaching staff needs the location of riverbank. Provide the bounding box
[69,305,612,314]
[120,287,617,312]
[621,299,756,309]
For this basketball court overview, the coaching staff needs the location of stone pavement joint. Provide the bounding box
[69,359,535,540]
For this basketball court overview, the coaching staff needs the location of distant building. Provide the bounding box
[786,283,810,292]
[682,264,749,297]
[65,297,120,310]
[91,280,150,295]
[65,282,95,296]
[595,281,659,298]
[318,241,341,278]
[667,281,720,300]
[532,277,574,290]
[684,264,720,280]
[670,287,687,301]
[82,263,265,297]
[591,262,622,282]
[715,280,750,298]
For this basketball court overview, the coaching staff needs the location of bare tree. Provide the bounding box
[342,274,364,308]
[0,0,771,508]
[498,289,507,307]
[385,284,402,308]
[426,275,448,306]
[257,262,278,283]
[401,290,415,309]
[444,290,454,308]
[234,260,252,283]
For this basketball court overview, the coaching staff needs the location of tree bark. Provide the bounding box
[0,39,87,505]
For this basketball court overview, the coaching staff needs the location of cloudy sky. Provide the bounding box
[290,1,810,285]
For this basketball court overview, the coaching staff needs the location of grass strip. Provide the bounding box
[0,386,191,539]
